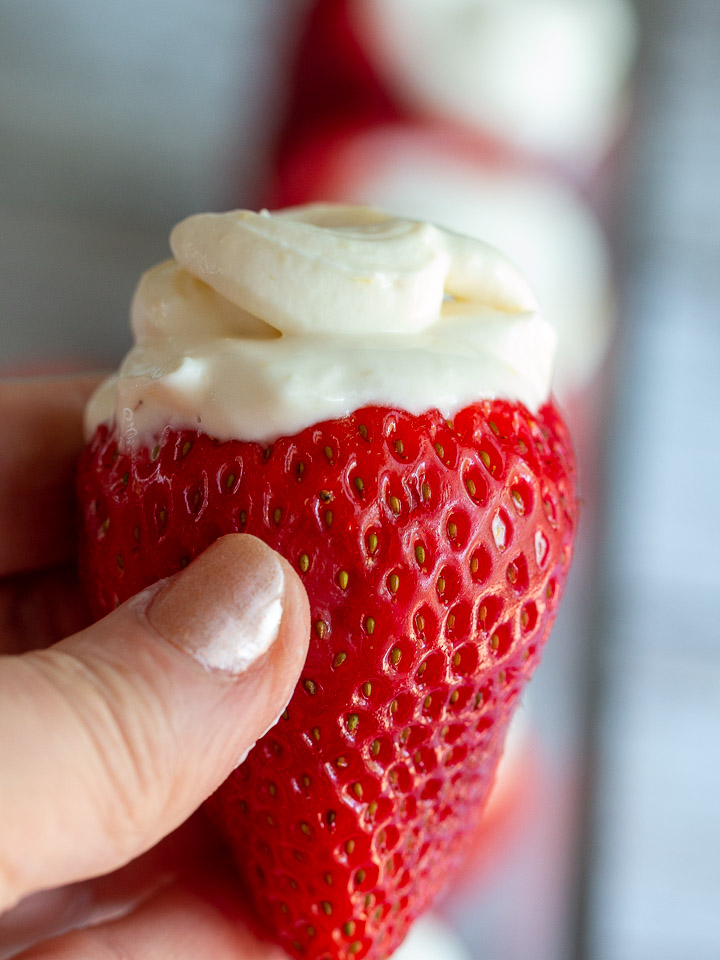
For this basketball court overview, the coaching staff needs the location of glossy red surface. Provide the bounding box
[77,400,576,960]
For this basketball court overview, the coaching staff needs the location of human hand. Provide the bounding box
[0,376,309,959]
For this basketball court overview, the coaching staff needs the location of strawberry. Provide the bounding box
[77,398,576,960]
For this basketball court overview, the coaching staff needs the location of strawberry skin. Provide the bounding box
[77,400,576,960]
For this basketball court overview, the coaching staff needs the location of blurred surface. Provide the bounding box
[584,1,720,957]
[0,0,310,368]
[1,2,719,958]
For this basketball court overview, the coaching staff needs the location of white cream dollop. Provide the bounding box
[310,128,614,399]
[85,205,556,446]
[353,0,637,163]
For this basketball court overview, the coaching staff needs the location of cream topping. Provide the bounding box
[315,129,614,398]
[85,205,556,446]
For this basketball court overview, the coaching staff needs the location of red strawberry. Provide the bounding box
[77,398,576,960]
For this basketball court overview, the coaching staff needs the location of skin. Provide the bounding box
[0,375,308,959]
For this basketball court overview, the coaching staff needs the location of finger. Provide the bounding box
[77,811,222,923]
[0,374,103,577]
[11,858,288,960]
[0,564,91,654]
[0,534,310,913]
[0,814,220,954]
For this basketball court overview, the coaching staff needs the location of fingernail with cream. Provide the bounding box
[146,535,285,674]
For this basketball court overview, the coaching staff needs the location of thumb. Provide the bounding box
[0,534,309,913]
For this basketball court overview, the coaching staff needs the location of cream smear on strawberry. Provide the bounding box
[85,204,556,447]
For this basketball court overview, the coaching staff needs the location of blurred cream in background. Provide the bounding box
[351,0,638,172]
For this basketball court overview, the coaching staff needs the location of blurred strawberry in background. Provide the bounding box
[274,0,637,192]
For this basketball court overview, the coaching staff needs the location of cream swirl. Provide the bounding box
[85,204,556,446]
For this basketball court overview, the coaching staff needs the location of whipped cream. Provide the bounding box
[313,127,614,398]
[353,0,637,162]
[85,205,556,446]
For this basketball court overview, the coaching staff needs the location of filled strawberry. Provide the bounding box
[76,206,577,960]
